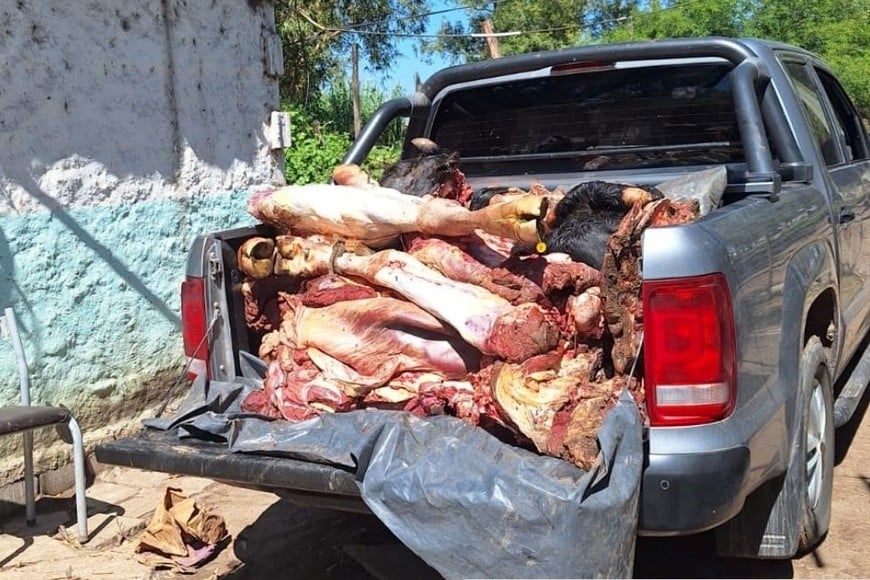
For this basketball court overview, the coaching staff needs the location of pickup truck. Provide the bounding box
[97,37,870,560]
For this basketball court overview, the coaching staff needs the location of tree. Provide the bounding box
[274,0,429,102]
[597,0,749,43]
[584,0,636,37]
[424,0,590,63]
[744,0,870,116]
[596,0,869,116]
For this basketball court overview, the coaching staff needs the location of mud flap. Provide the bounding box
[715,473,799,558]
[146,370,644,578]
[716,337,831,558]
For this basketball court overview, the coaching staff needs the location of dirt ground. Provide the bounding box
[0,387,867,579]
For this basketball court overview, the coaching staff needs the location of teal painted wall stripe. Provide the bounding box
[0,190,254,414]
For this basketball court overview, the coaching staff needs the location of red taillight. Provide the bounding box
[643,273,736,427]
[181,276,209,380]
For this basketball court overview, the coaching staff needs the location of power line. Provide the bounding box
[301,0,708,41]
[346,0,516,31]
[284,3,510,47]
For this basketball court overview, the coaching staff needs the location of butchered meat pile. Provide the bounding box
[237,142,700,470]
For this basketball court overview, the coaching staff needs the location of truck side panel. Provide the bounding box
[638,180,837,533]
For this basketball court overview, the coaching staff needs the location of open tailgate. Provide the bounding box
[95,428,361,498]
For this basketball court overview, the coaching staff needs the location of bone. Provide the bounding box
[237,237,276,279]
[249,185,548,247]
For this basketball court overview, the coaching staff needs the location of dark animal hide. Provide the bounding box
[544,181,663,269]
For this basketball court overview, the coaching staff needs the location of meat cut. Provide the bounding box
[271,235,560,362]
[238,147,701,470]
[248,184,549,247]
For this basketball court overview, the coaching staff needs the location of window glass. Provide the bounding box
[430,63,744,174]
[815,68,869,161]
[782,62,840,166]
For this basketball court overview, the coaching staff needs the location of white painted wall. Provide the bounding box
[0,0,285,214]
[0,0,285,488]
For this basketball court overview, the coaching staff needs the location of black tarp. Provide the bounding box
[146,356,644,579]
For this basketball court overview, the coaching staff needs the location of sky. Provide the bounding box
[359,1,464,94]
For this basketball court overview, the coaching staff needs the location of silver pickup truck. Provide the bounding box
[98,37,870,559]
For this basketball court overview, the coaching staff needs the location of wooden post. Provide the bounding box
[482,20,502,59]
[351,43,361,138]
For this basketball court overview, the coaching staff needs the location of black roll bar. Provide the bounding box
[341,95,430,166]
[344,37,784,192]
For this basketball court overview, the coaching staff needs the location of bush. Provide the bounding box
[282,80,405,185]
[282,107,352,185]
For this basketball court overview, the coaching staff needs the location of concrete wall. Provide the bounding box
[0,1,284,484]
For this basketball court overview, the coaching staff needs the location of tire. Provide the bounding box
[715,336,834,559]
[794,336,834,554]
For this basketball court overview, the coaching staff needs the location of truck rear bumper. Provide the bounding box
[637,445,751,536]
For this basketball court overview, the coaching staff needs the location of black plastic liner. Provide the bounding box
[146,358,643,579]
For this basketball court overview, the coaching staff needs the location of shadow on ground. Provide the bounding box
[221,500,799,579]
[0,495,123,568]
[219,500,439,580]
[633,532,794,578]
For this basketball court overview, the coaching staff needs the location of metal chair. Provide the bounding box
[0,307,88,543]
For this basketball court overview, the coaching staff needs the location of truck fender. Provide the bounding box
[775,239,838,440]
[716,239,837,558]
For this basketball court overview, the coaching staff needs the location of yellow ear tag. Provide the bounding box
[535,241,547,253]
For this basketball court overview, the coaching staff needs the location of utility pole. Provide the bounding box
[351,43,361,138]
[481,20,502,59]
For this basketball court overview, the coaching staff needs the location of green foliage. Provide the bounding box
[743,0,870,116]
[273,0,429,103]
[364,143,404,179]
[420,0,869,116]
[282,79,404,185]
[282,106,352,185]
[424,0,589,62]
[814,20,870,117]
[309,79,406,147]
[598,0,749,42]
[276,0,870,186]
[596,0,869,116]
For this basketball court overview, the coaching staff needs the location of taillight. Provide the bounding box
[643,273,736,426]
[181,276,209,380]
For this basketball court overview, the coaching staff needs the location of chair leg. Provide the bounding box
[23,430,36,526]
[67,417,88,543]
[7,307,37,527]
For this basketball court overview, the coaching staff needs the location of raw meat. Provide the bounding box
[542,181,663,269]
[491,349,605,469]
[406,236,543,305]
[380,138,474,203]
[248,185,423,247]
[602,198,700,375]
[298,274,378,307]
[273,236,560,362]
[500,253,601,295]
[265,296,477,387]
[239,149,704,470]
[246,295,481,422]
[240,276,300,333]
[237,237,276,279]
[455,230,516,267]
[566,287,604,340]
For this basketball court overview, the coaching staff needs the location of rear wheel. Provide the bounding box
[716,336,833,558]
[795,337,834,553]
